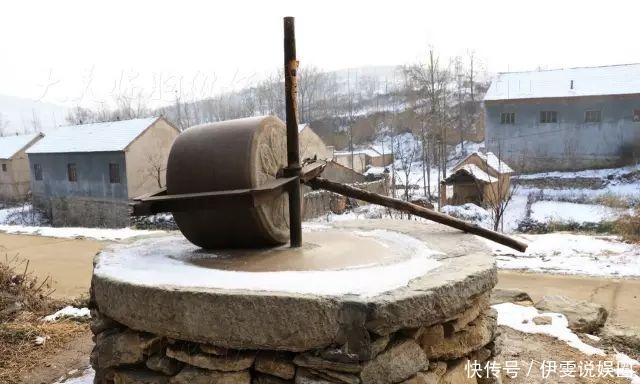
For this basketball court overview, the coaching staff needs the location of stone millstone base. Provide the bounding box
[90,304,498,384]
[90,220,500,384]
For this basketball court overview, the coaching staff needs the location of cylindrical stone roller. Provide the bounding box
[166,116,289,248]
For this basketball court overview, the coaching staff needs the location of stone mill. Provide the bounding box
[88,17,527,384]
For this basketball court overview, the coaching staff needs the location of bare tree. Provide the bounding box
[394,133,421,202]
[407,49,452,202]
[298,65,326,123]
[30,109,42,133]
[0,113,9,136]
[144,149,168,189]
[476,145,517,231]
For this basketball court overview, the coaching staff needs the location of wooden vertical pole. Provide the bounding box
[283,16,302,247]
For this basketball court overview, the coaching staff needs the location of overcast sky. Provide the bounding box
[2,0,639,108]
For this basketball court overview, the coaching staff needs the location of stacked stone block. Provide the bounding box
[90,293,497,384]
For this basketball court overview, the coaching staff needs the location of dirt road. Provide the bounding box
[0,233,104,299]
[498,271,640,328]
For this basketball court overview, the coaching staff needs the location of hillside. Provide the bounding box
[0,94,67,134]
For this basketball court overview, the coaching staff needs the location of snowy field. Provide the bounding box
[483,233,640,277]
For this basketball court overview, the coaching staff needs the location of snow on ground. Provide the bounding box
[494,303,640,382]
[501,194,528,232]
[95,228,441,297]
[616,352,640,383]
[441,204,492,228]
[484,233,640,277]
[492,302,604,355]
[530,201,625,223]
[0,225,165,240]
[43,306,90,322]
[0,203,45,226]
[0,203,164,241]
[519,184,640,205]
[0,225,164,241]
[518,164,640,180]
[53,367,95,384]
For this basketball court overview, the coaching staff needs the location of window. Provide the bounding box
[500,112,515,125]
[109,163,120,183]
[67,163,78,182]
[33,164,43,180]
[540,111,557,123]
[633,109,640,122]
[1,164,6,172]
[585,110,601,123]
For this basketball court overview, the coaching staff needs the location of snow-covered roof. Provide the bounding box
[369,144,392,155]
[26,117,159,154]
[484,63,640,101]
[0,133,42,159]
[456,151,514,175]
[453,164,498,183]
[479,152,514,174]
[334,148,381,157]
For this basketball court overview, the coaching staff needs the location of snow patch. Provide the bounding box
[54,367,95,384]
[615,351,640,383]
[44,306,90,322]
[530,201,624,223]
[0,225,164,241]
[485,233,640,277]
[492,302,604,356]
[442,204,492,228]
[518,164,640,180]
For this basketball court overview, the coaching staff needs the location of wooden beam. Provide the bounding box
[130,177,296,216]
[306,177,528,252]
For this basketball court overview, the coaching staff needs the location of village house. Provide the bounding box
[26,117,179,227]
[484,63,640,172]
[0,133,43,201]
[333,146,393,173]
[440,151,513,207]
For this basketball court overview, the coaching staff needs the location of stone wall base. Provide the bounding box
[34,196,129,228]
[90,293,498,384]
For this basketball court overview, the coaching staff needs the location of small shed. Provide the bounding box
[333,147,393,173]
[440,151,513,207]
[0,133,44,201]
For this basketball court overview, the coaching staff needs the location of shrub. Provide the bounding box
[594,192,631,208]
[613,209,640,242]
[0,256,58,322]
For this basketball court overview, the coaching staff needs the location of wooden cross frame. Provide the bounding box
[130,17,528,253]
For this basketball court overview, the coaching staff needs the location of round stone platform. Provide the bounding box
[90,219,498,384]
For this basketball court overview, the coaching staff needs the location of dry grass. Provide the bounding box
[0,319,88,384]
[594,192,632,209]
[0,255,89,384]
[613,208,640,243]
[0,254,61,322]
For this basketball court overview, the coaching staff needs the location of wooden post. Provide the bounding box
[307,177,528,252]
[283,16,302,247]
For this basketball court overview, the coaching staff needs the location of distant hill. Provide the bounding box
[0,94,67,134]
[329,65,405,94]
